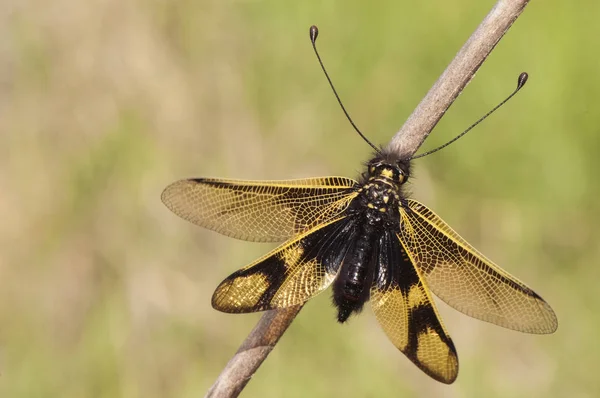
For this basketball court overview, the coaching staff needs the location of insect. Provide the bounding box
[161,26,557,384]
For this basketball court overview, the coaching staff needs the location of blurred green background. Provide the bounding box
[1,0,598,397]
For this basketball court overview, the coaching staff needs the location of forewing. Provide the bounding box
[212,217,357,312]
[161,177,357,242]
[371,231,458,384]
[400,199,557,334]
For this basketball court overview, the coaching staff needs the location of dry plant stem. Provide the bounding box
[387,0,530,158]
[206,306,303,398]
[207,0,530,396]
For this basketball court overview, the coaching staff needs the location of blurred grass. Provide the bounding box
[1,0,599,397]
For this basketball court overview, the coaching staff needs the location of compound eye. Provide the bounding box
[398,170,407,184]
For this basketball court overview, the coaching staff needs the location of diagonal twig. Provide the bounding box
[206,1,531,396]
[206,306,303,397]
[387,0,531,158]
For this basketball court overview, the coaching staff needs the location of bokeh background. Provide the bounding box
[1,1,598,397]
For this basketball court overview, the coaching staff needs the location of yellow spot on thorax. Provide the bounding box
[380,168,394,179]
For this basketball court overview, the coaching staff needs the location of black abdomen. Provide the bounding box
[332,222,379,323]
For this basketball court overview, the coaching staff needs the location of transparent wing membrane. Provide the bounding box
[162,177,357,242]
[400,200,557,334]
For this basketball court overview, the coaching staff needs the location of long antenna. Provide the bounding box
[411,72,529,159]
[310,25,381,154]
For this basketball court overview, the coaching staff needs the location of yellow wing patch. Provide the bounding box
[212,272,271,310]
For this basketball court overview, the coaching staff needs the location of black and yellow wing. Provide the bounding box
[400,199,558,334]
[371,230,459,384]
[161,177,357,242]
[212,216,358,312]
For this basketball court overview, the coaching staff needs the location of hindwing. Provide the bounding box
[212,217,358,312]
[371,230,459,384]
